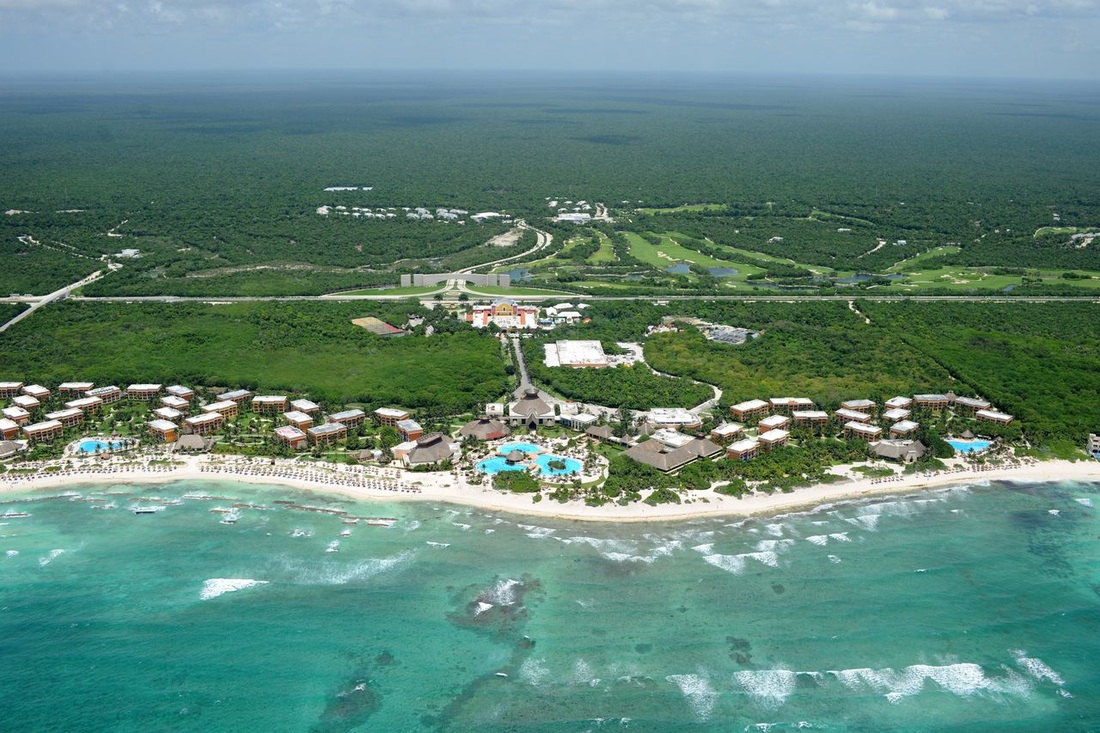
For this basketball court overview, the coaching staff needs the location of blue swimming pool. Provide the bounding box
[477,456,530,475]
[497,441,542,455]
[533,454,583,476]
[947,439,992,454]
[77,439,125,454]
[478,453,583,476]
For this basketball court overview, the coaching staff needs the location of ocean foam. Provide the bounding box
[734,669,797,708]
[200,578,269,600]
[519,524,556,537]
[805,535,829,546]
[844,514,880,531]
[325,541,340,553]
[755,539,795,552]
[602,552,656,564]
[667,673,719,721]
[286,550,415,585]
[828,532,851,542]
[691,543,715,554]
[38,549,64,567]
[5,550,17,558]
[830,661,1032,703]
[1013,650,1065,686]
[828,555,842,564]
[704,553,746,575]
[474,601,493,615]
[425,541,450,548]
[520,657,550,685]
[1074,497,1092,507]
[451,522,471,531]
[290,528,313,538]
[484,578,521,606]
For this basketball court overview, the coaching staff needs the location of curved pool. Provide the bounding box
[533,454,583,477]
[947,439,992,454]
[497,441,542,455]
[77,439,126,454]
[477,456,529,475]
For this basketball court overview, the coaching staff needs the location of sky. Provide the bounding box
[0,0,1097,79]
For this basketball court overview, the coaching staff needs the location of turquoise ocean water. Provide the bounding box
[1,479,1098,732]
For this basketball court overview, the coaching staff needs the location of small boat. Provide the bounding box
[132,506,165,515]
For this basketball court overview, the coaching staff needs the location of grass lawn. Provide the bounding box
[624,232,741,270]
[587,231,618,265]
[465,284,574,296]
[887,245,962,272]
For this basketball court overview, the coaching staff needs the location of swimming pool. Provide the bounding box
[477,456,530,475]
[497,441,542,455]
[477,453,583,476]
[533,454,583,477]
[77,439,126,454]
[947,439,992,454]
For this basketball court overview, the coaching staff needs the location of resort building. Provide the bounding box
[282,411,314,430]
[845,421,882,442]
[584,425,617,444]
[185,412,223,435]
[0,382,24,398]
[374,407,410,427]
[459,416,511,442]
[543,340,610,368]
[22,420,64,442]
[166,385,194,401]
[146,419,179,443]
[329,409,366,428]
[558,413,599,432]
[86,385,122,404]
[835,408,872,423]
[727,438,760,461]
[646,408,702,432]
[153,407,183,422]
[485,403,505,418]
[976,409,1014,425]
[649,429,696,450]
[252,395,288,414]
[623,437,722,473]
[913,394,950,411]
[884,396,913,411]
[769,397,814,413]
[882,407,911,422]
[22,384,50,401]
[841,399,876,413]
[203,400,239,419]
[758,415,791,433]
[290,399,320,414]
[395,433,460,467]
[467,300,540,330]
[0,418,19,440]
[709,423,745,444]
[307,422,348,446]
[11,395,39,411]
[758,429,790,451]
[65,396,103,414]
[161,395,189,410]
[507,389,556,431]
[792,410,830,428]
[2,406,30,424]
[954,396,992,414]
[873,440,927,464]
[730,399,770,422]
[220,389,252,405]
[274,425,308,451]
[44,408,83,428]
[1088,434,1100,458]
[396,418,424,442]
[58,381,94,395]
[889,420,920,438]
[126,384,162,400]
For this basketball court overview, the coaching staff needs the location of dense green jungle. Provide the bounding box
[1,71,1099,295]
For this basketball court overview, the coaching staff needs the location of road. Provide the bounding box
[457,221,554,276]
[21,293,1097,306]
[0,268,112,333]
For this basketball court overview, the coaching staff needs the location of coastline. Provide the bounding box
[2,454,1098,522]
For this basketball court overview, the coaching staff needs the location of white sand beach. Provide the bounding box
[2,452,1098,523]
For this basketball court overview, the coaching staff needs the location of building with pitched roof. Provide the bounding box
[508,388,556,431]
